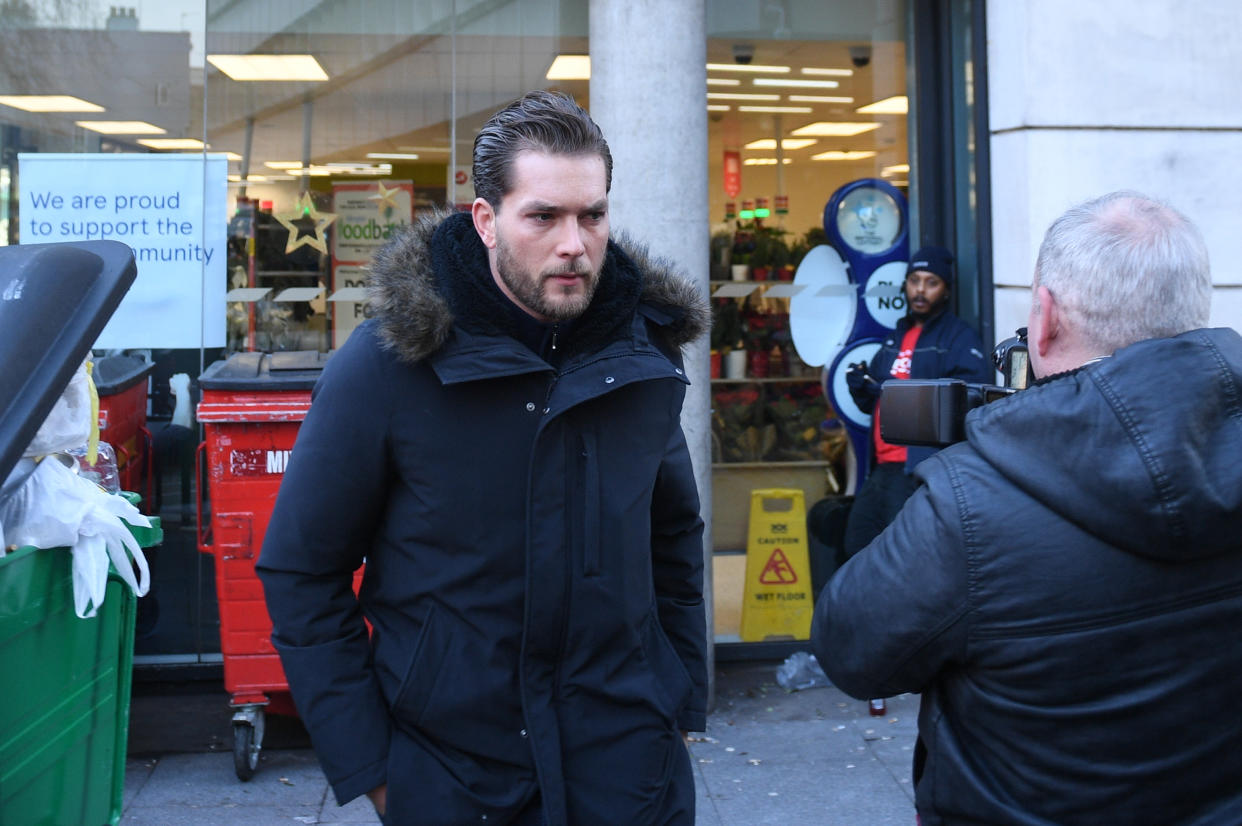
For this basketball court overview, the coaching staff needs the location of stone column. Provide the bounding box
[589,0,714,706]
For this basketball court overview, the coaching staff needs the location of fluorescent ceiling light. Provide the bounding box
[801,67,854,77]
[789,95,855,104]
[739,106,813,114]
[706,62,790,73]
[744,138,817,150]
[76,120,165,135]
[367,152,420,160]
[223,152,243,161]
[882,163,910,176]
[0,94,104,112]
[743,158,793,166]
[707,92,779,101]
[265,161,305,169]
[856,95,908,114]
[228,174,241,182]
[706,105,730,112]
[753,78,840,89]
[707,78,741,86]
[791,121,881,137]
[138,138,206,149]
[207,54,328,82]
[398,145,449,152]
[546,55,590,80]
[810,150,876,161]
[890,180,909,187]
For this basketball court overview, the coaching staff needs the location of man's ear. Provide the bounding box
[1033,284,1059,357]
[472,197,498,249]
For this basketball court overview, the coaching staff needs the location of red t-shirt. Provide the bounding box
[873,325,923,464]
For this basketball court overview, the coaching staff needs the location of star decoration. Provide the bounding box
[274,192,338,255]
[368,181,402,212]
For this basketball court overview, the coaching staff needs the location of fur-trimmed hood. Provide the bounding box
[365,210,708,366]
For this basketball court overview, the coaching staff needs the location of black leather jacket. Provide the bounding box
[814,327,1242,825]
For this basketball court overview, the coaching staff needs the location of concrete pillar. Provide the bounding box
[589,0,714,705]
[987,1,1242,340]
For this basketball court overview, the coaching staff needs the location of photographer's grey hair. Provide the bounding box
[1035,191,1211,354]
[472,90,614,209]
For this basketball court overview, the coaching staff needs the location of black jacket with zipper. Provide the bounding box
[257,211,710,825]
[815,327,1242,825]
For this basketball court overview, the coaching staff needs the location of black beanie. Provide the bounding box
[907,245,954,287]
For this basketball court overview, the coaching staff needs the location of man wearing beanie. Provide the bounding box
[841,244,991,558]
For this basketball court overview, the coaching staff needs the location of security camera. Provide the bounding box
[849,45,871,69]
[733,44,755,65]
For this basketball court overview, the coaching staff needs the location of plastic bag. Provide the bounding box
[67,440,121,494]
[775,650,831,692]
[24,358,94,457]
[0,456,149,618]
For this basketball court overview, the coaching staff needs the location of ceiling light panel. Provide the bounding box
[546,55,590,80]
[738,106,813,114]
[207,54,329,82]
[753,78,840,89]
[791,121,881,137]
[138,138,206,149]
[744,138,817,150]
[706,62,790,73]
[707,78,741,86]
[0,95,104,112]
[707,92,780,101]
[801,67,854,77]
[76,120,165,134]
[856,95,909,114]
[789,95,855,104]
[810,150,877,161]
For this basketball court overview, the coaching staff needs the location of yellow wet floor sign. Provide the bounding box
[740,488,814,641]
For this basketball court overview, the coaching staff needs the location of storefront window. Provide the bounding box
[702,4,910,643]
[2,0,917,658]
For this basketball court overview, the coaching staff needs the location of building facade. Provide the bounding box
[1,0,1235,666]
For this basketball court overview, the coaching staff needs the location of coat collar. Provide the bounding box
[365,209,707,366]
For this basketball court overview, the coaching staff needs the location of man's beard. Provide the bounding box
[908,293,948,322]
[495,239,601,321]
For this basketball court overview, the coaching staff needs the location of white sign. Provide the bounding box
[330,263,370,346]
[861,260,908,329]
[18,153,227,349]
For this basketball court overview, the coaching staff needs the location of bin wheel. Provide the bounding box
[233,722,260,781]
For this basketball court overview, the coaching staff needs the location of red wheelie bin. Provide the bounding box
[93,354,154,511]
[196,350,361,780]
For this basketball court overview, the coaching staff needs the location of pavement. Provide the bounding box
[121,659,918,825]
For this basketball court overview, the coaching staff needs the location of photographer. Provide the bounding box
[812,192,1242,825]
[842,245,991,558]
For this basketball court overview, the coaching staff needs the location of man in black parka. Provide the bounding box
[813,191,1242,824]
[257,91,709,825]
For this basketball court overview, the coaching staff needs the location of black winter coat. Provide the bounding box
[257,212,710,825]
[813,328,1242,825]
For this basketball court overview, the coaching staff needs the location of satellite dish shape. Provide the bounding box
[789,244,856,367]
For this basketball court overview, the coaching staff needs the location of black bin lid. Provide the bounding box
[93,354,154,396]
[0,241,138,487]
[199,350,331,391]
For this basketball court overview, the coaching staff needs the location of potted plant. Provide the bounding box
[749,235,771,282]
[769,235,793,281]
[710,231,732,282]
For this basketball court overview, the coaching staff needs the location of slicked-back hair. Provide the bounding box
[472,90,613,210]
[1035,191,1211,353]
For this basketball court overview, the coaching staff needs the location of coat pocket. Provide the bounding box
[389,603,453,728]
[640,608,695,723]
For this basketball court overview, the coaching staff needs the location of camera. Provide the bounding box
[732,43,755,65]
[878,329,1033,447]
[849,45,871,69]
